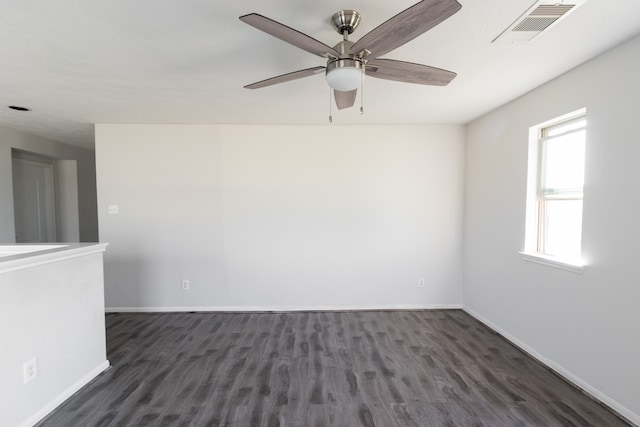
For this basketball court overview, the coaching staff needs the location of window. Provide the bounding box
[523,109,586,270]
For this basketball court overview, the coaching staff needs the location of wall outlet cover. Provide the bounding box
[23,358,38,383]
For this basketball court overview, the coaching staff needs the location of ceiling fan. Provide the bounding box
[239,0,462,111]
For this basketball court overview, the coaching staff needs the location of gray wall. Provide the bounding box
[464,34,640,423]
[0,125,98,242]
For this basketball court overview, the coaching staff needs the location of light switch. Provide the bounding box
[107,204,119,215]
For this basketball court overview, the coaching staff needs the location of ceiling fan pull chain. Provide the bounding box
[329,88,333,123]
[360,70,364,115]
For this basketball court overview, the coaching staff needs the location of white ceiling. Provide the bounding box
[1,0,639,149]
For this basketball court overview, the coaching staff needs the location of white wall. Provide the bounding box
[0,125,98,242]
[464,34,640,423]
[96,124,465,311]
[56,160,81,242]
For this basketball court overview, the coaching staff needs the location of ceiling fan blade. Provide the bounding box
[334,89,357,110]
[365,59,456,86]
[351,0,462,59]
[240,13,340,58]
[244,66,326,89]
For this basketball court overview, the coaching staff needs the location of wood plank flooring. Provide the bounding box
[36,310,630,426]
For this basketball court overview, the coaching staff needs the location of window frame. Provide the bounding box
[522,108,587,272]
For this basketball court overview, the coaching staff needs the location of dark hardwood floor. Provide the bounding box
[36,310,630,426]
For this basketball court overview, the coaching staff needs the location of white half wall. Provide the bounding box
[0,244,109,427]
[95,124,465,311]
[464,34,640,423]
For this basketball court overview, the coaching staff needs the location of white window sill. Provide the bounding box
[519,252,584,274]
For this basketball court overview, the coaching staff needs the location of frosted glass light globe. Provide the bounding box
[325,59,364,91]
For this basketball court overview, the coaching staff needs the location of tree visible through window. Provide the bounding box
[525,110,586,264]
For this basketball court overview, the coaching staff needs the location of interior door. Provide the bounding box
[12,158,58,243]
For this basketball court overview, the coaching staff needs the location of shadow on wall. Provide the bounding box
[103,255,146,310]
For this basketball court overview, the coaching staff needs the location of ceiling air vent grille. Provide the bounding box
[493,2,582,43]
[530,5,575,15]
[513,17,560,32]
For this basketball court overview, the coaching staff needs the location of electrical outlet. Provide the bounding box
[23,358,38,384]
[418,278,425,288]
[181,279,190,290]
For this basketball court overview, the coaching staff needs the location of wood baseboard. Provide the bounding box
[105,304,463,313]
[20,360,110,427]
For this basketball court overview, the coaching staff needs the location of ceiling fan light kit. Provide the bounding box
[325,58,364,91]
[239,0,462,114]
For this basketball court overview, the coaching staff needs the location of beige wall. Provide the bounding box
[96,124,465,311]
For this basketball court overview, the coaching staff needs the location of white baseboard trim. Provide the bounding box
[463,307,640,426]
[105,304,463,313]
[20,360,110,427]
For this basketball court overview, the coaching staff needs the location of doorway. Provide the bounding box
[12,157,58,242]
[11,149,81,243]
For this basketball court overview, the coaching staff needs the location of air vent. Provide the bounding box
[493,2,584,43]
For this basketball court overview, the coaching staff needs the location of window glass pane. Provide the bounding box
[541,130,585,195]
[542,199,583,259]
